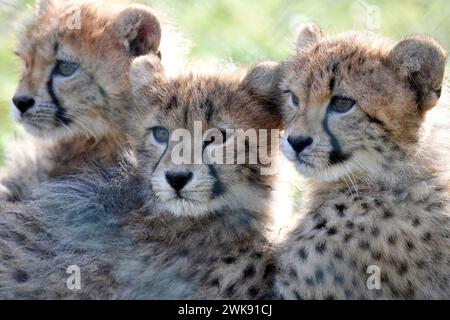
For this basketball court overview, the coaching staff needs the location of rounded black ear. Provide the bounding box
[242,61,281,97]
[387,35,447,112]
[114,5,162,57]
[295,22,322,53]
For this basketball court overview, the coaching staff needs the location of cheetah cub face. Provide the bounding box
[130,57,281,217]
[281,24,447,182]
[12,0,161,139]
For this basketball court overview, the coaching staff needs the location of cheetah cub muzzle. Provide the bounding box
[276,23,449,299]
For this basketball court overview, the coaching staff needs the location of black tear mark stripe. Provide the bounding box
[208,164,226,199]
[151,142,168,174]
[322,105,349,165]
[322,107,341,151]
[323,61,349,165]
[47,65,71,126]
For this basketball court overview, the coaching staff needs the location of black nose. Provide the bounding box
[287,135,313,154]
[165,171,193,191]
[12,96,35,114]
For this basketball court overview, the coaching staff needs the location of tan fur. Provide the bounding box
[0,57,283,299]
[283,31,445,146]
[124,56,283,298]
[0,0,182,201]
[276,25,450,299]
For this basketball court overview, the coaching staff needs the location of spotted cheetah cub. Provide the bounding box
[123,56,283,299]
[276,24,449,299]
[0,57,282,299]
[0,0,167,201]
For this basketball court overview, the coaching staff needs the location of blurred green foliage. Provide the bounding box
[1,0,449,163]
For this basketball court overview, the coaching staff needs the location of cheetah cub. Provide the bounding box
[123,56,283,299]
[0,0,167,201]
[276,24,449,299]
[0,57,283,299]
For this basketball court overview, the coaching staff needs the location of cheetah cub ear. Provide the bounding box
[387,36,448,112]
[295,22,322,53]
[37,0,54,15]
[114,5,162,57]
[129,55,165,102]
[128,55,165,142]
[37,0,71,15]
[242,61,280,97]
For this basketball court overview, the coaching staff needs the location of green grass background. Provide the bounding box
[1,0,449,164]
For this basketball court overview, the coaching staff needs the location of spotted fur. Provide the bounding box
[276,24,450,299]
[0,158,196,299]
[124,56,282,299]
[0,0,185,201]
[0,57,283,299]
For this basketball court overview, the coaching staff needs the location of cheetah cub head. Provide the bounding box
[281,23,447,182]
[12,0,161,139]
[130,56,282,217]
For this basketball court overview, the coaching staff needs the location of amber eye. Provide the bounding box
[330,96,356,113]
[151,127,170,144]
[55,60,79,77]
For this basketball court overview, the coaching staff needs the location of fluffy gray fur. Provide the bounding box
[0,160,197,299]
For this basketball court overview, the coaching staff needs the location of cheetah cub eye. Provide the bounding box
[286,91,300,109]
[55,60,80,77]
[329,96,356,114]
[149,127,170,145]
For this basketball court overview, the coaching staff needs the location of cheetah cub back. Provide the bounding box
[276,24,449,299]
